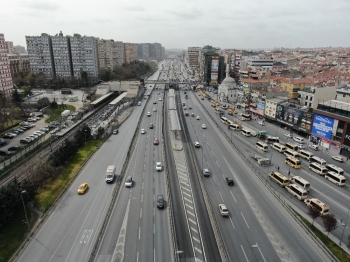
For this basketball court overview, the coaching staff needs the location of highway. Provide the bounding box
[179,84,333,261]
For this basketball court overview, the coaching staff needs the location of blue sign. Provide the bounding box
[311,114,334,139]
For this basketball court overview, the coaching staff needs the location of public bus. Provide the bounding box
[229,123,240,131]
[290,176,310,191]
[242,114,252,121]
[285,142,299,152]
[309,162,328,175]
[285,184,308,201]
[284,149,299,158]
[325,164,344,175]
[220,116,229,125]
[309,156,326,166]
[285,156,301,169]
[266,136,279,144]
[269,172,289,187]
[271,143,286,153]
[241,129,251,137]
[299,150,313,161]
[325,171,346,186]
[304,198,330,216]
[256,142,268,152]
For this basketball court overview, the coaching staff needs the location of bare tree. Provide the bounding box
[323,214,338,237]
[308,205,321,225]
[347,235,350,250]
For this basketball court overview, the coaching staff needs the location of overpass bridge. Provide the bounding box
[144,80,205,85]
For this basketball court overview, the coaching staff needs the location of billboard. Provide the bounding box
[275,104,312,132]
[311,114,334,139]
[343,124,350,147]
[210,56,219,85]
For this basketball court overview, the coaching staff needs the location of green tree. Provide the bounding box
[12,88,23,107]
[37,97,50,109]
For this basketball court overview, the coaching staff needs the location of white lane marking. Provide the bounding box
[191,227,198,233]
[139,226,141,240]
[188,217,197,225]
[257,245,267,262]
[140,208,142,219]
[230,190,237,203]
[219,191,224,202]
[111,199,131,262]
[229,217,235,229]
[241,212,249,229]
[241,245,249,262]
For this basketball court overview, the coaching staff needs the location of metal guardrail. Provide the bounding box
[193,91,339,262]
[177,91,229,262]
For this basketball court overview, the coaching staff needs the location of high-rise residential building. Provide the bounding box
[124,43,138,64]
[70,34,98,81]
[0,33,14,97]
[5,41,15,54]
[140,43,150,59]
[26,34,55,79]
[97,39,124,70]
[14,45,26,54]
[161,47,165,59]
[51,31,73,78]
[8,54,31,76]
[187,47,202,68]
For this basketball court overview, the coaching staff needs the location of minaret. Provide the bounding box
[225,64,229,78]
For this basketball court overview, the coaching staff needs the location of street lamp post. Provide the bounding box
[21,191,30,231]
[84,129,87,150]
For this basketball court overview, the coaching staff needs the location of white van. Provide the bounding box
[256,142,268,152]
[105,165,116,183]
[138,101,141,106]
[293,137,305,144]
[272,143,286,153]
[284,149,300,158]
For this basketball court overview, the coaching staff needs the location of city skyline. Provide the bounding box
[1,0,350,50]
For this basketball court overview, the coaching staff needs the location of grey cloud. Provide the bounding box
[21,1,61,11]
[123,6,145,11]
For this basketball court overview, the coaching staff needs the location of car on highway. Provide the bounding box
[225,177,234,186]
[203,169,210,177]
[125,176,133,188]
[191,113,195,117]
[211,104,216,108]
[147,112,151,116]
[141,129,146,134]
[201,124,207,129]
[156,162,162,171]
[332,156,344,162]
[149,123,154,129]
[159,98,162,101]
[219,204,229,216]
[196,116,200,120]
[154,138,159,145]
[157,195,164,209]
[284,133,293,139]
[153,101,157,104]
[194,142,200,148]
[309,144,319,151]
[153,108,157,112]
[185,112,189,116]
[257,121,264,125]
[188,106,192,109]
[77,183,89,194]
[113,129,119,134]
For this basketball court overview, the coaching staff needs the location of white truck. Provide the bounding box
[105,165,116,183]
[61,110,71,118]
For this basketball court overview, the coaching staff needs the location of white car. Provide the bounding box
[297,143,305,149]
[284,133,293,139]
[194,142,200,148]
[141,129,146,134]
[257,121,264,125]
[159,98,162,101]
[219,204,229,217]
[332,156,344,162]
[309,144,319,151]
[196,116,200,120]
[201,124,207,129]
[147,112,151,116]
[156,162,162,171]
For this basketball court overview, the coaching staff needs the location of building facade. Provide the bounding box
[8,54,31,75]
[124,43,138,64]
[5,41,15,54]
[26,34,55,79]
[187,47,201,68]
[298,86,337,109]
[0,33,13,96]
[51,32,73,78]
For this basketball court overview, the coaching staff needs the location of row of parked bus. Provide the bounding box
[270,142,346,186]
[269,172,330,215]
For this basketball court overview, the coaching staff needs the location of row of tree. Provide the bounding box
[0,125,90,227]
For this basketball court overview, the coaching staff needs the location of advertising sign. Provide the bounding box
[311,114,334,139]
[211,59,219,73]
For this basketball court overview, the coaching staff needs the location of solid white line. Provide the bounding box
[241,212,249,228]
[241,245,249,262]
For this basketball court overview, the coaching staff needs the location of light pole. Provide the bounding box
[21,191,30,231]
[339,208,350,246]
[84,129,88,150]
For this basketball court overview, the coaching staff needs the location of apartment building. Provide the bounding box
[187,47,201,68]
[26,34,55,79]
[97,39,125,70]
[51,32,73,78]
[8,54,31,75]
[0,33,13,96]
[114,41,124,66]
[298,86,337,109]
[5,41,15,54]
[124,43,138,64]
[280,79,313,99]
[70,34,98,80]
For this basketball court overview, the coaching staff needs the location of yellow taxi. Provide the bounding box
[77,183,89,194]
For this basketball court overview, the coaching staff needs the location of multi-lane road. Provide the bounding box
[15,59,339,262]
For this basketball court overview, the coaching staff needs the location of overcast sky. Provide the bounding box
[1,0,350,50]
